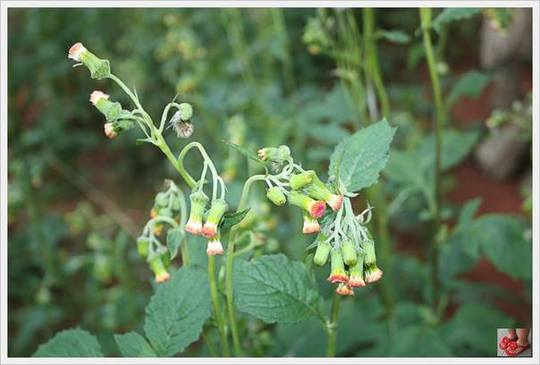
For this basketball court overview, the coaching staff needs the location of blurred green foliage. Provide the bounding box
[8,8,531,357]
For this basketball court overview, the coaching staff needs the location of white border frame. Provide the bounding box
[1,1,538,364]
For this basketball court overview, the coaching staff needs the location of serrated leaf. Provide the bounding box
[329,119,396,192]
[33,328,103,357]
[432,8,481,33]
[166,227,184,260]
[220,208,250,231]
[447,71,492,106]
[144,267,211,356]
[223,141,265,165]
[114,332,156,357]
[233,254,321,323]
[375,29,411,44]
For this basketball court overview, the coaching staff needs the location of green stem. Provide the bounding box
[420,8,444,308]
[225,174,266,356]
[201,330,218,357]
[326,293,341,357]
[208,255,230,356]
[363,8,391,117]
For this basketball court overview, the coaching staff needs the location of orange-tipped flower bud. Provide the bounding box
[302,211,320,234]
[202,199,228,238]
[336,283,354,296]
[149,255,170,284]
[206,233,224,256]
[185,191,209,235]
[288,191,326,218]
[68,42,110,79]
[364,264,383,284]
[327,248,348,283]
[348,252,366,288]
[304,174,343,212]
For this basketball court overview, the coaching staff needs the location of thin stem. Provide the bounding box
[326,293,341,357]
[201,330,219,357]
[208,255,230,357]
[420,7,444,308]
[225,174,266,356]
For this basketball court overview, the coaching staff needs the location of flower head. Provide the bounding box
[202,198,228,238]
[302,211,320,234]
[90,90,122,122]
[68,42,87,62]
[104,123,118,139]
[288,191,326,218]
[68,42,110,79]
[364,264,383,284]
[327,248,348,283]
[185,190,209,235]
[266,186,286,206]
[303,174,343,212]
[206,233,224,256]
[348,252,366,288]
[89,90,109,105]
[257,145,290,162]
[149,255,170,284]
[336,283,354,296]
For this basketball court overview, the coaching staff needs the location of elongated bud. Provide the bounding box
[364,263,383,284]
[288,191,326,218]
[328,248,348,283]
[336,283,354,296]
[313,239,331,266]
[149,255,170,283]
[257,145,290,162]
[206,232,224,256]
[348,252,366,287]
[341,239,357,266]
[136,236,149,258]
[289,170,315,190]
[185,191,209,235]
[68,42,111,79]
[361,239,377,266]
[202,199,228,238]
[266,186,286,206]
[302,211,320,234]
[304,175,344,212]
[90,91,122,122]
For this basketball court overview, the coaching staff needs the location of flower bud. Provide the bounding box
[266,186,286,206]
[327,248,348,283]
[202,198,228,238]
[341,239,357,266]
[136,236,149,258]
[149,255,170,283]
[348,252,366,287]
[206,233,224,256]
[90,91,122,122]
[178,103,193,121]
[364,263,383,284]
[185,191,209,235]
[68,42,111,80]
[302,211,320,234]
[288,191,326,218]
[289,170,315,190]
[155,192,169,207]
[104,123,118,139]
[150,208,158,218]
[304,174,344,212]
[313,239,331,266]
[336,283,354,296]
[257,145,290,162]
[361,239,377,266]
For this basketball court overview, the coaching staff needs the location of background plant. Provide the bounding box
[8,7,532,357]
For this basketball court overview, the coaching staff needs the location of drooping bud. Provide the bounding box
[336,283,355,296]
[206,232,224,256]
[302,211,320,234]
[68,42,111,79]
[178,103,193,121]
[348,252,366,287]
[313,238,331,266]
[90,91,122,122]
[361,239,383,283]
[266,186,286,206]
[304,174,344,212]
[288,191,326,218]
[136,236,149,258]
[341,239,357,266]
[364,263,383,284]
[104,123,118,139]
[185,191,209,235]
[361,239,377,267]
[202,199,228,238]
[289,170,315,190]
[327,248,348,283]
[149,254,170,283]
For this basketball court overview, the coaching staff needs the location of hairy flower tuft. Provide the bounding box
[327,248,348,283]
[206,234,224,256]
[288,191,326,218]
[185,191,209,235]
[202,198,228,238]
[302,212,320,234]
[336,283,355,296]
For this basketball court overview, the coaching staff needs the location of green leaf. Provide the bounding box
[33,328,103,357]
[144,267,211,356]
[375,29,411,44]
[223,141,265,165]
[457,197,482,230]
[443,303,513,355]
[233,254,321,323]
[166,227,184,260]
[329,119,396,192]
[447,71,492,106]
[220,208,250,231]
[114,332,156,357]
[432,8,481,33]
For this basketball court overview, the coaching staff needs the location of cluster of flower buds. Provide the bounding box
[88,91,135,139]
[185,190,229,256]
[137,180,186,284]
